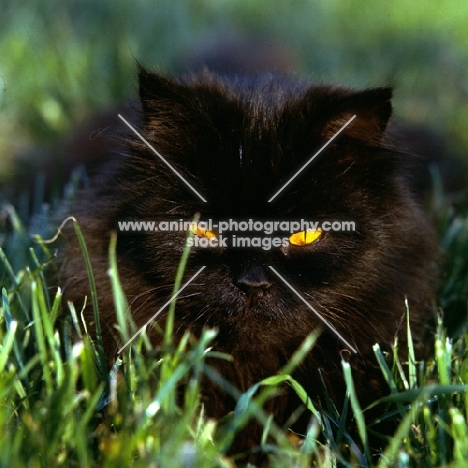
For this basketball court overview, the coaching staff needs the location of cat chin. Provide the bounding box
[201,303,323,343]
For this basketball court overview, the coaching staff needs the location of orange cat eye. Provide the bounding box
[288,229,321,246]
[190,223,217,239]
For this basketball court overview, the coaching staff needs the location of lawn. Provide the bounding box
[1,1,468,466]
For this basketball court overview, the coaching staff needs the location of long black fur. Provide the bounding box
[61,67,437,461]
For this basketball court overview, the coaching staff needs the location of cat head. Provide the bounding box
[110,67,433,354]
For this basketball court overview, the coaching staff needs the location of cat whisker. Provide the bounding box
[129,285,172,306]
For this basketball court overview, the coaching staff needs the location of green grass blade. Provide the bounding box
[72,218,107,377]
[0,318,17,373]
[342,360,371,465]
[108,231,132,343]
[30,280,53,393]
[450,407,468,463]
[164,213,198,345]
[405,298,417,389]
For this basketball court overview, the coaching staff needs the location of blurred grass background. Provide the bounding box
[0,0,467,189]
[1,2,468,466]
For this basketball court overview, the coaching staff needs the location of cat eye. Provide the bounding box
[190,222,217,239]
[288,229,321,246]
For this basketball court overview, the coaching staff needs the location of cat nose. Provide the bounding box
[234,268,272,306]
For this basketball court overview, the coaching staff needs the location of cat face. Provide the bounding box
[106,68,434,356]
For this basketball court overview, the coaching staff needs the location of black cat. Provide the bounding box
[61,65,437,458]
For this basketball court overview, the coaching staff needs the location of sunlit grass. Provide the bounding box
[1,3,468,465]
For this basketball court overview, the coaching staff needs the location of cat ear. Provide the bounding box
[321,87,393,142]
[137,64,188,117]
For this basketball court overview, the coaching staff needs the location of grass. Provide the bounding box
[1,176,468,467]
[2,1,468,466]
